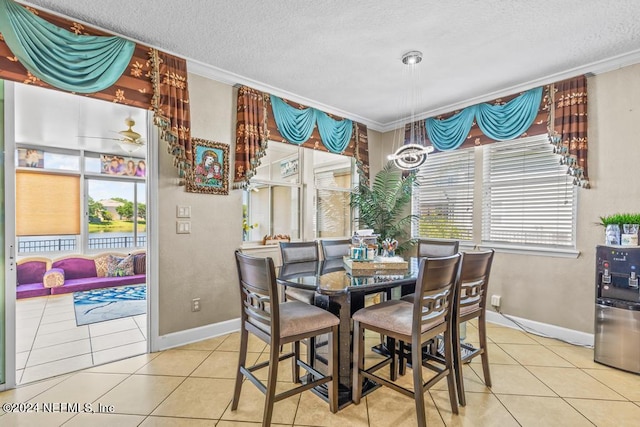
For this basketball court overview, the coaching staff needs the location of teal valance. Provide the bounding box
[0,0,135,93]
[271,95,352,153]
[425,87,543,151]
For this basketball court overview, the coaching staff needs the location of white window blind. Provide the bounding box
[482,135,577,247]
[413,148,474,240]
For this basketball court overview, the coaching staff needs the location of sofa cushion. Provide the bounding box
[17,260,47,285]
[133,253,146,275]
[52,257,97,280]
[16,282,51,299]
[106,255,135,277]
[43,268,65,288]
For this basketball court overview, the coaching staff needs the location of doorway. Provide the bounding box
[4,81,155,385]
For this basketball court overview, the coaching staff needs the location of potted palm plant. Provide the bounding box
[350,161,419,255]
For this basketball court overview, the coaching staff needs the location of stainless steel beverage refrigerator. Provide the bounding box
[594,245,640,374]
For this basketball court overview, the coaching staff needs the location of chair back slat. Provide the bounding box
[280,241,319,264]
[320,239,351,260]
[413,254,461,332]
[457,250,494,314]
[417,238,459,258]
[235,250,278,335]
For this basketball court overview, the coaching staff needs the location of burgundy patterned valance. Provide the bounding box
[234,85,370,187]
[0,1,192,175]
[548,75,589,188]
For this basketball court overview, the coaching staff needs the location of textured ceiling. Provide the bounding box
[21,0,640,131]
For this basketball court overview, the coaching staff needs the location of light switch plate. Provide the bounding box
[177,205,191,218]
[176,220,191,234]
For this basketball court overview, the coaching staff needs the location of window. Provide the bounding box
[314,151,354,238]
[412,147,474,241]
[86,178,147,250]
[243,141,354,242]
[482,135,577,248]
[412,135,578,253]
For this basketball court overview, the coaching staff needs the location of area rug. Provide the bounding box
[73,284,146,326]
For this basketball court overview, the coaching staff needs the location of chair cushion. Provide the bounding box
[285,287,315,304]
[459,302,481,317]
[279,301,339,338]
[352,300,444,336]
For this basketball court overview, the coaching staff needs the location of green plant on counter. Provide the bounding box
[597,213,640,227]
[350,161,419,255]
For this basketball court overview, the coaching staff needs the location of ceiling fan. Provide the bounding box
[78,117,146,154]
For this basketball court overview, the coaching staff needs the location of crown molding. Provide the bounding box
[191,48,640,134]
[187,59,384,131]
[374,48,640,133]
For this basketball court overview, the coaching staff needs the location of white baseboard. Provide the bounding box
[156,318,241,351]
[155,312,594,352]
[485,311,594,347]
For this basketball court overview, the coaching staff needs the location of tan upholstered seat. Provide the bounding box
[233,250,339,426]
[352,254,461,427]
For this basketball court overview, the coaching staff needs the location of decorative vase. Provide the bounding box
[605,224,620,245]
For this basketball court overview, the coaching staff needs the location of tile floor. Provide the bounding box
[2,320,640,426]
[15,293,147,384]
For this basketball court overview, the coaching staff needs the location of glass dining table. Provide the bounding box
[277,257,420,408]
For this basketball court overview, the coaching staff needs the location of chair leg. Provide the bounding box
[411,338,427,427]
[328,325,339,413]
[231,327,249,410]
[293,340,301,383]
[352,321,364,404]
[398,341,407,376]
[262,340,280,427]
[444,326,459,415]
[308,337,316,368]
[452,318,465,406]
[388,337,397,381]
[478,314,492,387]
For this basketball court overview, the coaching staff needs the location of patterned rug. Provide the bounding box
[73,284,146,326]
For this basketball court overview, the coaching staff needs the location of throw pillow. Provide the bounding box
[106,255,135,277]
[133,253,146,275]
[43,268,65,288]
[94,255,110,277]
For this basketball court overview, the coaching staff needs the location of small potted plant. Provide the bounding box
[598,213,640,245]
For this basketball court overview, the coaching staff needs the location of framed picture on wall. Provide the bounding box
[17,148,44,168]
[280,158,298,178]
[185,138,229,195]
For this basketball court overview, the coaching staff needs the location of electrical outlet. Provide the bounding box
[491,294,501,310]
[192,298,201,312]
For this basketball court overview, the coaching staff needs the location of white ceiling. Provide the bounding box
[20,0,640,132]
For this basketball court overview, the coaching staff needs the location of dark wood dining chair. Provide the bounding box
[319,238,352,260]
[233,250,339,426]
[451,249,494,406]
[279,241,319,304]
[417,238,460,258]
[352,254,461,427]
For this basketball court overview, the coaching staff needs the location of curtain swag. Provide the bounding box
[0,0,134,93]
[270,95,353,153]
[0,0,192,178]
[425,87,543,151]
[235,87,369,187]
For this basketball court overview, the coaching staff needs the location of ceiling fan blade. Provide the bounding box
[77,136,122,141]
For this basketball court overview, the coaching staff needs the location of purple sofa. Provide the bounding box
[16,252,146,299]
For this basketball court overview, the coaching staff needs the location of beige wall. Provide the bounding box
[157,75,242,335]
[157,63,640,337]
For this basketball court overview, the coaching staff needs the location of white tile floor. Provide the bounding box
[15,293,147,384]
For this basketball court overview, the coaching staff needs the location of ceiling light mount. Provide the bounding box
[401,50,423,65]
